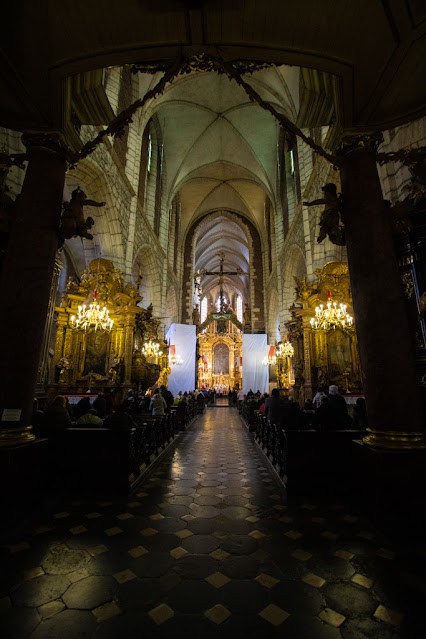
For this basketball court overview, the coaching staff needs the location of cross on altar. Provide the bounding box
[199,251,248,312]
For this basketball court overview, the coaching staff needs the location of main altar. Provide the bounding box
[48,258,169,400]
[197,311,243,391]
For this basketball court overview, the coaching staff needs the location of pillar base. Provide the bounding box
[0,426,36,448]
[362,427,426,450]
[353,440,426,540]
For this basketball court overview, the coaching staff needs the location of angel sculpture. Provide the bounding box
[59,187,105,247]
[304,183,345,246]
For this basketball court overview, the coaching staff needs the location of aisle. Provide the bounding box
[0,407,422,638]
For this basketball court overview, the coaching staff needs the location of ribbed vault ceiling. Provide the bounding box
[141,65,300,305]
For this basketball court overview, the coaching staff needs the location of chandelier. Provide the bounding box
[70,291,113,332]
[276,337,294,358]
[142,336,163,358]
[310,291,353,332]
[262,346,277,366]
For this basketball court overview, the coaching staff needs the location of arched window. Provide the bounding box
[201,296,208,324]
[237,296,243,323]
[147,133,152,174]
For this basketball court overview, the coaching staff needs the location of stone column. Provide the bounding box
[123,318,134,385]
[0,133,67,445]
[300,312,313,401]
[36,258,62,392]
[340,137,425,447]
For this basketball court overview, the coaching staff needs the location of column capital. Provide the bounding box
[337,132,383,157]
[21,131,68,157]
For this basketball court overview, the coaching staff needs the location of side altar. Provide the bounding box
[196,311,243,391]
[48,258,169,400]
[287,261,363,402]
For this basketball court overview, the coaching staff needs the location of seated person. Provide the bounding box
[303,398,315,413]
[314,385,351,429]
[74,396,91,420]
[76,408,103,426]
[42,395,72,435]
[283,397,306,430]
[139,394,151,412]
[31,398,45,437]
[93,393,106,419]
[352,397,369,428]
[259,393,269,414]
[264,388,283,424]
[104,403,136,429]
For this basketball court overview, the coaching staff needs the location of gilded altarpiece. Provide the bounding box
[49,258,168,398]
[288,262,362,403]
[197,312,243,390]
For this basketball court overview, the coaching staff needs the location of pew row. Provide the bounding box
[252,413,365,497]
[46,412,176,494]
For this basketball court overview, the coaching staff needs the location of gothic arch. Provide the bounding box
[63,157,125,272]
[164,285,179,332]
[132,244,160,309]
[267,287,280,344]
[282,244,307,323]
[181,209,265,331]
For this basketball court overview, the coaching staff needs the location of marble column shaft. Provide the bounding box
[0,138,67,428]
[340,145,423,432]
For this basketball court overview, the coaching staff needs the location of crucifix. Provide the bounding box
[198,251,249,312]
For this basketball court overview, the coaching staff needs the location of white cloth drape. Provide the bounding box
[165,324,196,396]
[242,334,268,394]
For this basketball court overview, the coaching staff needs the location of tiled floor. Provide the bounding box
[0,407,425,638]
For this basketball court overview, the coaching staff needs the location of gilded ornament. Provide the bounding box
[401,272,414,299]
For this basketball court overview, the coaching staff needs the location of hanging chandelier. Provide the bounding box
[71,291,113,332]
[142,336,163,358]
[276,337,294,358]
[310,291,353,332]
[262,346,277,366]
[169,344,183,366]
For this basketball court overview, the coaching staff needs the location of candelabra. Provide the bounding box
[276,338,294,358]
[70,291,113,332]
[310,292,353,332]
[142,336,163,358]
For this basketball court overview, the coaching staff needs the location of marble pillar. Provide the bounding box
[340,138,425,447]
[0,133,67,444]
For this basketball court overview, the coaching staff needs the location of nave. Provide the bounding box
[0,408,423,639]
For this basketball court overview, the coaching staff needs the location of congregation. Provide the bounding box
[33,383,367,440]
[239,386,368,431]
[31,385,213,438]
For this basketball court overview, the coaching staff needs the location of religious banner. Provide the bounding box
[242,334,268,394]
[166,324,196,395]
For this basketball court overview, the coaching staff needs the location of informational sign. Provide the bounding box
[1,408,22,422]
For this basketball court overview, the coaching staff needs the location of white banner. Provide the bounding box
[165,324,196,396]
[242,334,268,394]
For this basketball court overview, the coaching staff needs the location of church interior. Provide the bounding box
[0,1,426,637]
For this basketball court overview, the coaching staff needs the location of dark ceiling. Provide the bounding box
[1,0,425,132]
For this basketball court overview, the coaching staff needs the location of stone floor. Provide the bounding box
[0,406,425,638]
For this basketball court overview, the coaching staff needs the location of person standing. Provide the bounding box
[150,389,167,415]
[160,384,174,413]
[264,388,283,425]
